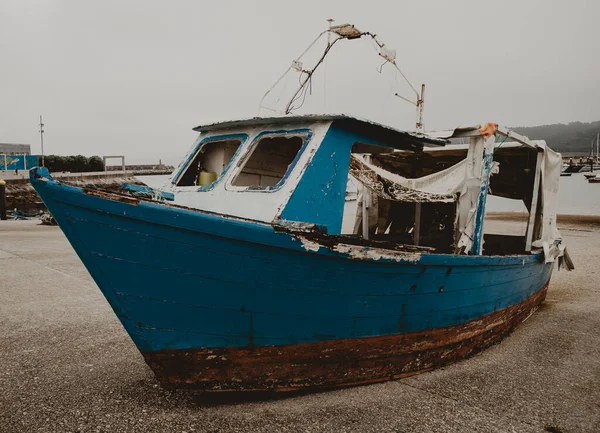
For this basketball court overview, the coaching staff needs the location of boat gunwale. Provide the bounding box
[30,167,545,268]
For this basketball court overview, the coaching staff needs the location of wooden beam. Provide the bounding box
[361,184,369,240]
[414,202,421,246]
[496,126,542,149]
[362,156,372,240]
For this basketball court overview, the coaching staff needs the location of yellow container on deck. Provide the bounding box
[198,171,217,186]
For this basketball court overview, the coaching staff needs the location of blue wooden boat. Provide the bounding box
[29,115,571,392]
[29,25,572,392]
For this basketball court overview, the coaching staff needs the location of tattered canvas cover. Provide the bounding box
[349,142,564,260]
[535,146,562,251]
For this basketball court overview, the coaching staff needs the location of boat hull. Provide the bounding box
[30,168,554,392]
[145,283,548,391]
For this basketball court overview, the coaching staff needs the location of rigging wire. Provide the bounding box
[265,26,421,116]
[258,30,328,114]
[271,70,292,111]
[495,135,509,149]
[286,36,341,113]
[376,59,390,73]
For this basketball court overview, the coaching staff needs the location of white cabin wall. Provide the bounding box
[164,121,332,223]
[341,175,359,234]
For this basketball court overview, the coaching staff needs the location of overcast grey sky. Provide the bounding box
[1,0,599,164]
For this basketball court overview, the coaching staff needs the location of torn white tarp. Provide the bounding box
[531,144,573,267]
[348,133,568,264]
[533,145,562,248]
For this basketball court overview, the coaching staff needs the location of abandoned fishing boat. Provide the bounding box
[30,23,572,392]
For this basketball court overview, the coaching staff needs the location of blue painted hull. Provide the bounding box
[30,169,554,390]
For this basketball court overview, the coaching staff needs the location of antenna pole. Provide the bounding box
[416,84,425,131]
[39,115,45,167]
[326,18,334,46]
[324,18,334,112]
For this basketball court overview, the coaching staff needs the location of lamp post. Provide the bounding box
[39,115,45,167]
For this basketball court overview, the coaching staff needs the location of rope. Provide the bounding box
[130,188,165,202]
[495,135,509,149]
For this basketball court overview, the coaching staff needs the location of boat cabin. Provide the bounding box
[163,115,562,257]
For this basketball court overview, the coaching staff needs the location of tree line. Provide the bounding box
[44,155,105,173]
[512,120,600,154]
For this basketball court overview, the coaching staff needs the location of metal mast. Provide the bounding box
[39,115,45,167]
[324,18,334,112]
[597,132,599,165]
[416,84,425,131]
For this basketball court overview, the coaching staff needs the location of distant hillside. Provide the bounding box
[511,121,600,154]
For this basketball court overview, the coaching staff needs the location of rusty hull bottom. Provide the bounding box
[143,284,548,393]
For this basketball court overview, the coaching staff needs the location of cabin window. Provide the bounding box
[231,133,307,189]
[176,137,243,187]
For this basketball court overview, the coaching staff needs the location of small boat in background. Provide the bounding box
[562,163,584,173]
[561,172,572,177]
[30,23,573,393]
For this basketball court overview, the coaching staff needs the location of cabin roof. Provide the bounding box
[421,140,546,155]
[193,114,449,148]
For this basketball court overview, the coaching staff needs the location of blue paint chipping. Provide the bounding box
[280,121,421,234]
[280,126,351,234]
[472,141,495,255]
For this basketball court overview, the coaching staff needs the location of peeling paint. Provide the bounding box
[333,244,421,263]
[83,188,140,206]
[299,237,322,252]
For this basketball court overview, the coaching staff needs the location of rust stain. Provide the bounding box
[143,283,549,393]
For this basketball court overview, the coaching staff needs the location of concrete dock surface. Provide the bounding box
[1,219,599,433]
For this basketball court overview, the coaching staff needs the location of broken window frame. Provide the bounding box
[171,133,248,191]
[226,129,313,192]
[343,142,459,252]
